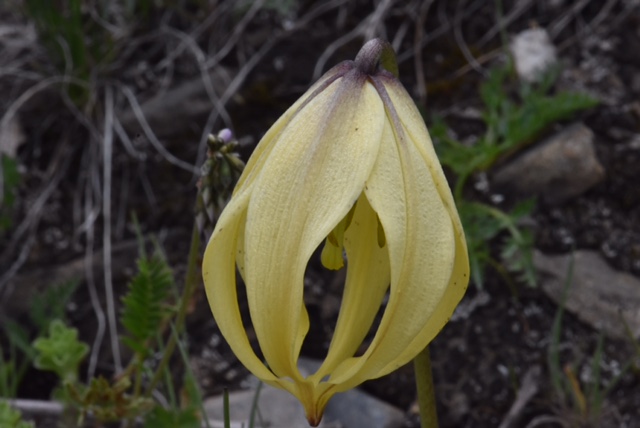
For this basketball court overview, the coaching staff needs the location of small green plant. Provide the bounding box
[0,321,33,398]
[32,320,89,385]
[2,128,245,426]
[546,256,632,426]
[458,199,536,288]
[143,406,201,428]
[25,0,87,72]
[66,376,154,425]
[19,0,180,103]
[431,63,598,287]
[0,401,34,428]
[121,253,175,361]
[24,248,186,426]
[0,281,78,398]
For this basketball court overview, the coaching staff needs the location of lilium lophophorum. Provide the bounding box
[202,39,469,426]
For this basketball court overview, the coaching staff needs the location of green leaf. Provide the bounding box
[32,319,88,383]
[500,229,536,287]
[0,401,34,428]
[458,201,536,287]
[120,254,175,357]
[67,376,154,423]
[143,407,200,428]
[2,320,35,360]
[432,59,597,289]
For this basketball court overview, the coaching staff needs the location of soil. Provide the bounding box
[1,1,639,427]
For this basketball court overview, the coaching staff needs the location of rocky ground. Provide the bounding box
[1,1,640,427]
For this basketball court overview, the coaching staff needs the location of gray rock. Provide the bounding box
[323,386,405,428]
[492,123,605,205]
[204,386,328,428]
[203,358,405,428]
[534,250,640,339]
[0,114,25,157]
[510,28,557,83]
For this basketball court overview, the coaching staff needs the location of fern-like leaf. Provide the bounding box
[121,255,174,357]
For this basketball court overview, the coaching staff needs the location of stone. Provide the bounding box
[510,28,557,83]
[491,123,605,205]
[0,114,25,157]
[534,250,640,339]
[203,358,405,428]
[204,387,328,428]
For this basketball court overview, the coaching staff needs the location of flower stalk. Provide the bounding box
[414,346,439,428]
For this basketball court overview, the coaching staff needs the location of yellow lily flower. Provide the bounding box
[202,39,469,426]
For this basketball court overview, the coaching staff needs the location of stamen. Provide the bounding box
[321,220,346,270]
[320,200,359,270]
[321,237,344,270]
[343,202,357,231]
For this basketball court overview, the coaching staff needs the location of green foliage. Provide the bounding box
[29,281,79,332]
[120,254,175,358]
[459,200,536,287]
[0,401,34,428]
[1,130,241,426]
[143,407,201,428]
[2,320,34,361]
[0,358,17,400]
[21,0,204,81]
[20,0,183,102]
[0,320,33,397]
[32,320,89,384]
[25,0,88,74]
[435,65,598,193]
[547,257,631,425]
[432,63,598,287]
[0,281,78,397]
[0,155,21,232]
[66,376,154,424]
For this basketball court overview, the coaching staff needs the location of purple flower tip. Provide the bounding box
[218,128,233,143]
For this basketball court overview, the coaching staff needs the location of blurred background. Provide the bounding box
[1,1,639,427]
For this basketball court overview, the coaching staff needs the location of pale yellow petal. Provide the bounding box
[234,63,352,195]
[243,77,385,380]
[328,106,459,389]
[202,189,278,384]
[376,81,469,372]
[311,193,390,382]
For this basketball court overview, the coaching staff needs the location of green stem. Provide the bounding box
[414,346,439,428]
[133,354,143,397]
[453,171,470,203]
[223,388,231,428]
[145,223,201,396]
[470,202,522,239]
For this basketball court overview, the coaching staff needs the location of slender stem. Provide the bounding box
[453,171,469,203]
[248,381,264,428]
[133,354,143,397]
[145,223,201,396]
[223,388,231,428]
[414,346,439,428]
